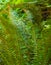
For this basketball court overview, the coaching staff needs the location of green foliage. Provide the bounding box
[0,0,51,65]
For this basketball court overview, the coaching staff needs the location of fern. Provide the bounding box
[0,1,51,65]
